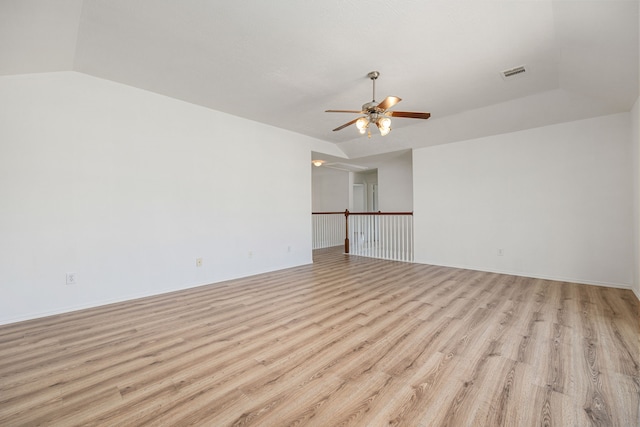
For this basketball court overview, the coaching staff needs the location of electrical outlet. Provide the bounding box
[497,249,504,256]
[66,272,77,285]
[248,251,253,258]
[196,258,203,267]
[287,246,291,253]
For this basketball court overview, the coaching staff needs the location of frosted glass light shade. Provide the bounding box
[356,117,369,131]
[378,117,391,129]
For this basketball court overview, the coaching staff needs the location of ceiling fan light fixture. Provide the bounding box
[356,117,369,134]
[376,117,391,136]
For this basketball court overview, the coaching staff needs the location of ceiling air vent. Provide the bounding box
[501,65,527,80]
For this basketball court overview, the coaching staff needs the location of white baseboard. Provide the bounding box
[415,259,632,291]
[0,287,188,327]
[0,259,314,327]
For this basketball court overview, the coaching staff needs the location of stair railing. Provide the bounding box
[312,210,413,262]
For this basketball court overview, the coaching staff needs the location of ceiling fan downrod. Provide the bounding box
[368,71,380,103]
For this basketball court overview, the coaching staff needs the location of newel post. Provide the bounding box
[344,209,350,254]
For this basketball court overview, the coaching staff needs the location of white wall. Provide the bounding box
[413,113,633,288]
[353,170,377,212]
[632,97,640,299]
[0,72,314,325]
[311,167,349,211]
[312,152,413,213]
[378,151,413,212]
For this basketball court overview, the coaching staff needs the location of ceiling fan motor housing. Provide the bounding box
[362,101,379,112]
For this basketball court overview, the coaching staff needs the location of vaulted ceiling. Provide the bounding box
[1,0,638,159]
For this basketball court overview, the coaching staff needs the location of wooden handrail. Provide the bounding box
[346,211,413,216]
[312,210,413,253]
[312,212,347,215]
[313,211,413,215]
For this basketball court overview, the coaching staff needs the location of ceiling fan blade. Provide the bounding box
[376,96,402,111]
[325,109,364,113]
[332,118,359,131]
[389,111,431,119]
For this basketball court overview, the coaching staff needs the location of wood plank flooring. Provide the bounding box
[0,247,638,426]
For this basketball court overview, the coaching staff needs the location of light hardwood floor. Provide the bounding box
[1,247,638,426]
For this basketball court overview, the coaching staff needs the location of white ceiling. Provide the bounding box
[1,0,638,160]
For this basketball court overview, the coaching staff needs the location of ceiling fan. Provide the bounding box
[326,71,431,138]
